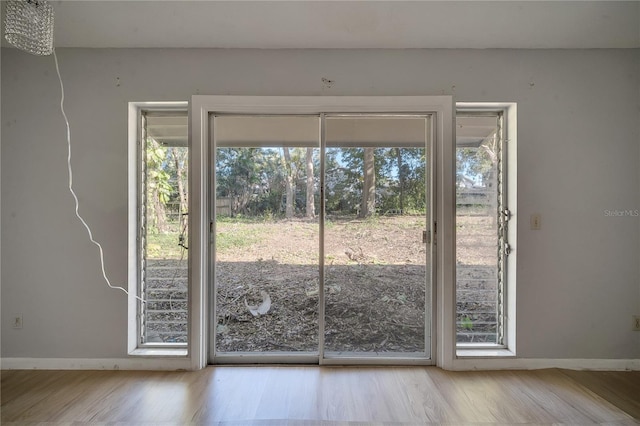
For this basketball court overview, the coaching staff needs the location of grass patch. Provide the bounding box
[147,220,265,259]
[216,214,276,224]
[146,233,186,259]
[216,223,263,252]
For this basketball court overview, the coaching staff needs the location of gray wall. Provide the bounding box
[2,48,639,360]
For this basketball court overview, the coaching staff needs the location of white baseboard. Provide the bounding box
[2,357,639,371]
[449,357,640,371]
[1,357,193,371]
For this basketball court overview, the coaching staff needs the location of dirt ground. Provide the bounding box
[146,214,498,348]
[214,215,495,352]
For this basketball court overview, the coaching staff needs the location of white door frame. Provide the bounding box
[189,96,455,370]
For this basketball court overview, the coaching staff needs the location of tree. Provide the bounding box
[379,147,426,213]
[146,138,171,233]
[216,148,268,215]
[359,147,376,218]
[305,148,315,218]
[282,147,295,218]
[171,147,188,232]
[395,148,404,213]
[456,134,497,191]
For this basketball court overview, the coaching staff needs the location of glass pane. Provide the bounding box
[214,115,320,353]
[142,112,189,344]
[455,114,501,344]
[324,116,430,356]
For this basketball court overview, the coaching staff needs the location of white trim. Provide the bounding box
[457,348,516,357]
[1,357,192,371]
[191,96,453,368]
[505,103,517,354]
[321,356,434,366]
[128,348,188,357]
[127,102,140,354]
[436,97,456,370]
[454,102,518,359]
[127,101,189,357]
[446,358,640,371]
[189,97,209,370]
[2,357,637,371]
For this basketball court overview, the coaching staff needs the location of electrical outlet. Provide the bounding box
[633,316,640,331]
[12,314,23,329]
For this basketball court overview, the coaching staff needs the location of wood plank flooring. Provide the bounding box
[2,367,639,425]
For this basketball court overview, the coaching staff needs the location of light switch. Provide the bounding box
[530,213,541,230]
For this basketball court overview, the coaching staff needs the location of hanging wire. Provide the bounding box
[53,48,145,303]
[167,208,189,314]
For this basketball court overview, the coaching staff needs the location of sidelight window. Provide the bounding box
[456,105,516,349]
[129,104,189,350]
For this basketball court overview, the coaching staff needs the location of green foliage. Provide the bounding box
[145,138,189,234]
[146,142,172,203]
[461,315,474,331]
[262,208,275,222]
[325,147,426,216]
[216,147,319,217]
[215,146,427,219]
[216,148,284,215]
[456,143,497,189]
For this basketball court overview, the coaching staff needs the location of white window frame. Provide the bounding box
[454,102,517,361]
[127,101,189,359]
[126,98,514,369]
[190,96,454,370]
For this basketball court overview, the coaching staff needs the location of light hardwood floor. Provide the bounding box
[2,367,639,425]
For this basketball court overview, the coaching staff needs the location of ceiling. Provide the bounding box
[2,1,639,49]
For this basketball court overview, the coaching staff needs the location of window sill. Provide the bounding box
[456,347,515,358]
[129,348,188,357]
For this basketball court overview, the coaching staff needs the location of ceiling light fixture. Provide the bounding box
[4,0,54,56]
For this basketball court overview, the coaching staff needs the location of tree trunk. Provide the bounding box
[305,148,315,218]
[396,148,404,213]
[172,148,188,230]
[359,148,376,218]
[239,171,252,215]
[151,187,169,233]
[282,147,295,219]
[172,149,188,209]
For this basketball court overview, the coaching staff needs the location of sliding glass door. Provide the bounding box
[210,113,433,363]
[212,115,321,358]
[322,115,432,359]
